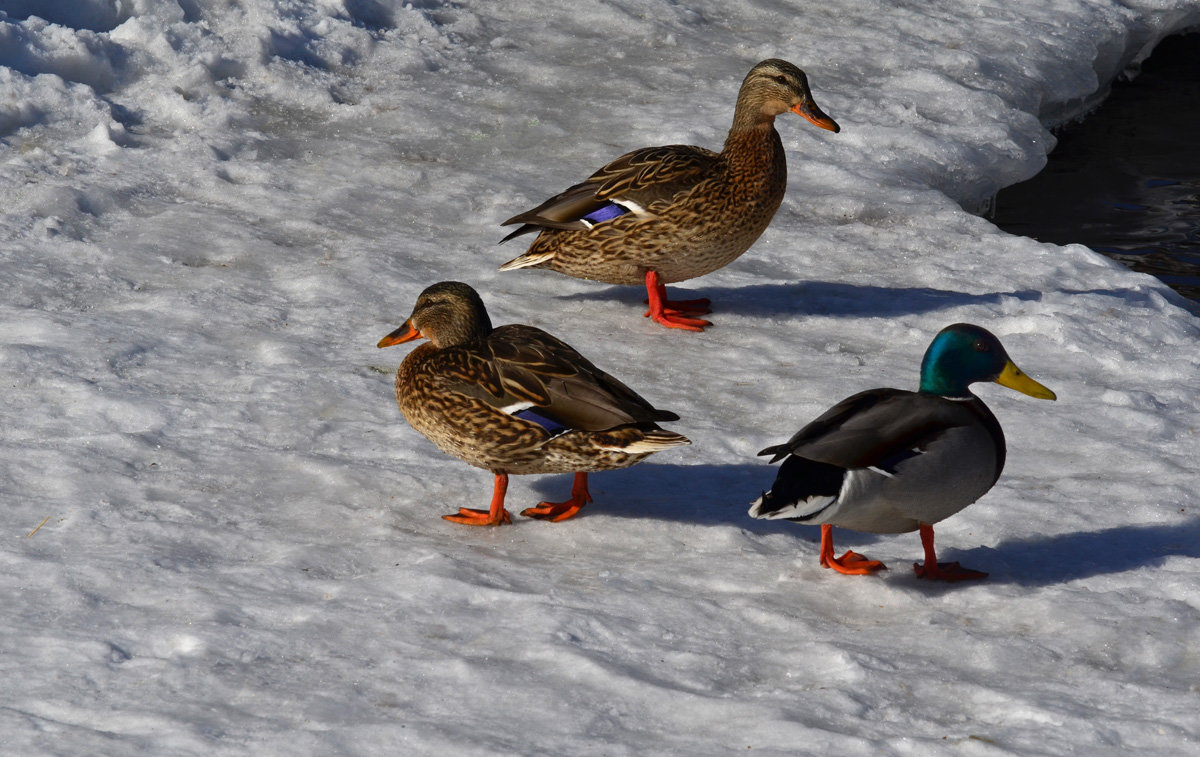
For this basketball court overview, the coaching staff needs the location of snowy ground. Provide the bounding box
[2,0,1199,754]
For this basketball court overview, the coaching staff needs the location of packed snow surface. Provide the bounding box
[2,0,1199,754]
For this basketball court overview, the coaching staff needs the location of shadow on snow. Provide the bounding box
[527,462,1200,586]
[557,281,1044,318]
[953,520,1200,587]
[554,280,1184,319]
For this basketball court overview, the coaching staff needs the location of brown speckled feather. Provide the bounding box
[430,324,678,431]
[384,282,689,476]
[501,145,719,241]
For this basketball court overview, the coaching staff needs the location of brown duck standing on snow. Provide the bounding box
[378,281,690,526]
[498,59,840,331]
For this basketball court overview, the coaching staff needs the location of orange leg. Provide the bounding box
[818,524,886,575]
[912,524,987,581]
[521,472,592,522]
[643,270,712,331]
[443,473,513,526]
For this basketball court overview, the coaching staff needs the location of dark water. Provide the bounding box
[991,33,1200,300]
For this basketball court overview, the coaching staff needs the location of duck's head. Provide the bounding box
[378,281,493,350]
[918,323,1056,400]
[737,59,840,133]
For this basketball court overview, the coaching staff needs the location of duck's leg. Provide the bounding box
[643,270,712,331]
[912,524,987,581]
[522,472,592,522]
[819,524,886,575]
[443,473,513,526]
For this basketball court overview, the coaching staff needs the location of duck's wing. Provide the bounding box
[759,389,963,474]
[500,145,719,241]
[443,325,677,434]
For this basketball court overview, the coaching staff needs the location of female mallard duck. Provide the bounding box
[749,324,1056,581]
[498,59,840,332]
[378,281,690,526]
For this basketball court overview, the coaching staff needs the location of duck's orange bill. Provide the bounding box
[792,101,840,133]
[377,320,423,348]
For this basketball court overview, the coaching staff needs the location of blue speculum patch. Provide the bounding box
[513,407,570,435]
[582,203,628,224]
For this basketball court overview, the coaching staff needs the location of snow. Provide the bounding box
[2,0,1199,753]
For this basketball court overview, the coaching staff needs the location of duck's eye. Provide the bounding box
[974,341,989,352]
[773,75,788,85]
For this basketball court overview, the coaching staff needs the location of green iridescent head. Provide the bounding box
[918,323,1056,400]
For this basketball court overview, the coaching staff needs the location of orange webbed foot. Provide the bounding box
[912,524,987,581]
[442,507,512,526]
[817,524,887,575]
[521,473,591,522]
[822,549,887,575]
[644,309,713,331]
[442,473,512,526]
[643,271,712,331]
[520,501,585,522]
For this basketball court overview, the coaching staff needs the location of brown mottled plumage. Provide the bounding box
[378,281,690,526]
[499,59,840,331]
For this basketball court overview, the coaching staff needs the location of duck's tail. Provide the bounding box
[598,428,691,454]
[499,249,556,270]
[749,455,843,521]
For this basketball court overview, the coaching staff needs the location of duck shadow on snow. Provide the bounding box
[529,463,1200,586]
[952,519,1200,587]
[527,461,883,538]
[559,281,1181,319]
[558,281,1044,318]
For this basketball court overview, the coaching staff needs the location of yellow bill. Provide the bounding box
[996,360,1056,400]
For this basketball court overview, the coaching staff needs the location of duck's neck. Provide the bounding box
[918,372,975,399]
[724,105,778,145]
[721,121,784,185]
[918,338,981,398]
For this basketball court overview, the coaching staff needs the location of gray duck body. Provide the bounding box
[750,388,1006,534]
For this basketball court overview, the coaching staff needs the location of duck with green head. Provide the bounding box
[749,324,1056,581]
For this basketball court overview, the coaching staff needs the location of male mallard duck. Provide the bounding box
[499,59,840,332]
[378,281,690,526]
[749,324,1056,581]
